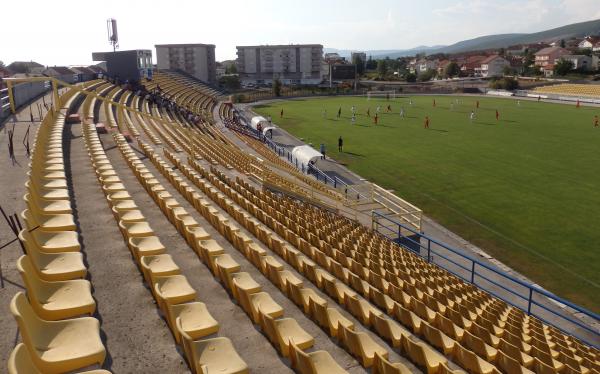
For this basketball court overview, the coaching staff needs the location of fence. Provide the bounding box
[0,80,52,124]
[372,211,600,348]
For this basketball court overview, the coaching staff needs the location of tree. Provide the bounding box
[418,68,437,82]
[225,64,237,74]
[560,39,566,48]
[489,77,518,90]
[366,55,377,70]
[352,55,365,76]
[218,75,240,90]
[502,65,514,76]
[554,59,574,76]
[377,60,388,79]
[444,62,460,78]
[273,78,282,96]
[405,72,417,82]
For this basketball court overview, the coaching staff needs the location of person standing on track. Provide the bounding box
[338,136,343,152]
[424,116,430,129]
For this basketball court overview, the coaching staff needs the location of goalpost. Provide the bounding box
[366,90,397,100]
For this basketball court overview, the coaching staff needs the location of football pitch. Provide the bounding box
[254,95,600,312]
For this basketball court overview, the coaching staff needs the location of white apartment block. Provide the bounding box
[155,43,216,85]
[236,44,323,85]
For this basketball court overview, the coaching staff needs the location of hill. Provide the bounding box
[366,18,600,59]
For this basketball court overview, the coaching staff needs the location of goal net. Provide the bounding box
[366,90,396,100]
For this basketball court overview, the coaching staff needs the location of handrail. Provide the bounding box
[372,210,600,348]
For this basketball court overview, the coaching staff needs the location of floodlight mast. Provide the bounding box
[107,18,119,52]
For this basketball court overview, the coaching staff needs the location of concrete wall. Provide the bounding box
[0,81,50,123]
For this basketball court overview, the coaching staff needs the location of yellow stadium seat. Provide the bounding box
[140,254,180,284]
[402,337,448,374]
[370,312,409,348]
[372,351,412,374]
[452,344,499,374]
[237,288,283,324]
[153,275,196,311]
[17,255,95,320]
[290,341,348,374]
[10,293,106,374]
[180,334,248,374]
[169,301,220,343]
[260,311,314,357]
[20,228,80,253]
[339,324,388,368]
[495,350,534,374]
[8,343,112,374]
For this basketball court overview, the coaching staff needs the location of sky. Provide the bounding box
[2,0,600,67]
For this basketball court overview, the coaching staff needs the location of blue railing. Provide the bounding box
[373,211,600,348]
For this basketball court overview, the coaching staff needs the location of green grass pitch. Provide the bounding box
[254,95,600,312]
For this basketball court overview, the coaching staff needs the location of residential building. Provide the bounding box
[70,66,98,82]
[461,55,487,76]
[534,47,569,69]
[236,44,323,85]
[324,52,346,64]
[350,51,367,67]
[6,61,45,75]
[155,43,216,85]
[578,36,600,49]
[561,55,593,71]
[480,55,510,77]
[43,66,77,83]
[506,56,525,74]
[416,59,438,75]
[437,60,450,76]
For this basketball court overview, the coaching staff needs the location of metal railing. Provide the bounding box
[372,210,600,348]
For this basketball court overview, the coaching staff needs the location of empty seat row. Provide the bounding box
[82,122,247,374]
[9,90,108,373]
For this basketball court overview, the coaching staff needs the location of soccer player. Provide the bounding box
[399,107,405,118]
[433,99,436,107]
[351,105,356,114]
[409,99,413,106]
[476,100,480,109]
[517,100,521,106]
[337,107,342,119]
[470,111,476,122]
[594,115,599,127]
[424,116,430,129]
[351,114,356,125]
[374,113,378,125]
[538,95,541,102]
[495,110,499,121]
[387,104,391,112]
[367,108,371,117]
[338,136,343,152]
[376,105,381,114]
[280,109,284,118]
[576,100,580,108]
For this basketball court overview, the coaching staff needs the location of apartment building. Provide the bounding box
[155,43,216,85]
[236,44,323,85]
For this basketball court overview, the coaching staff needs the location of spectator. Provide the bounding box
[320,143,326,159]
